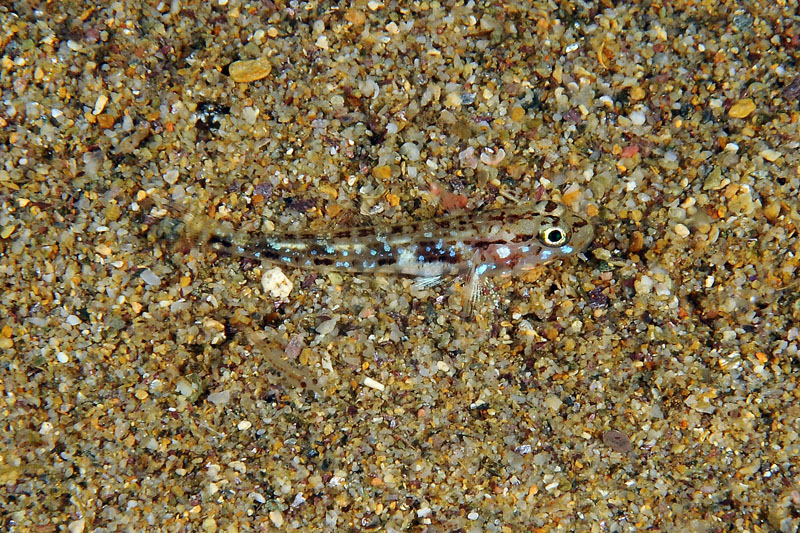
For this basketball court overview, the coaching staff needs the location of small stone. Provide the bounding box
[444,92,462,109]
[135,389,149,400]
[480,148,505,166]
[202,318,226,344]
[207,389,231,406]
[673,223,690,237]
[344,7,366,25]
[202,517,217,533]
[93,94,108,115]
[764,201,781,221]
[738,459,761,477]
[602,430,632,453]
[363,377,385,391]
[1,225,15,239]
[96,114,115,129]
[229,57,272,83]
[176,378,194,397]
[68,519,86,533]
[400,142,421,161]
[269,510,284,528]
[630,86,645,100]
[561,184,581,205]
[629,110,646,126]
[0,337,12,350]
[728,98,756,118]
[620,144,640,158]
[759,148,781,162]
[372,165,392,180]
[261,267,293,300]
[95,244,112,256]
[315,35,329,50]
[635,275,653,295]
[105,204,121,221]
[510,106,525,121]
[629,231,644,253]
[237,420,252,431]
[544,395,562,411]
[317,317,338,335]
[164,169,180,185]
[140,269,161,286]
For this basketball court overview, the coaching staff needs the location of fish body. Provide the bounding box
[213,200,593,293]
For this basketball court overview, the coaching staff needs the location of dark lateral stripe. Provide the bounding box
[466,239,508,250]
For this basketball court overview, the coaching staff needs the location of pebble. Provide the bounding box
[363,377,385,391]
[93,94,108,115]
[372,165,392,180]
[480,148,506,166]
[269,510,284,528]
[728,98,756,118]
[229,57,272,83]
[635,275,654,295]
[629,110,646,125]
[140,269,161,286]
[400,142,421,161]
[0,225,15,239]
[261,267,293,300]
[764,201,781,221]
[602,430,632,453]
[207,390,231,406]
[673,223,691,237]
[164,169,180,185]
[759,148,781,162]
[544,395,563,411]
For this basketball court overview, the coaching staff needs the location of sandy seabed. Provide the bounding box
[1,1,799,531]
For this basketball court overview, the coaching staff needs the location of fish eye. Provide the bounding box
[539,226,569,247]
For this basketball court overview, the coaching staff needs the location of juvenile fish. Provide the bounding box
[196,200,594,301]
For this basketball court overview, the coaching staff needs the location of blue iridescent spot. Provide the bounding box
[560,245,574,254]
[370,249,377,256]
[476,264,489,275]
[384,244,391,253]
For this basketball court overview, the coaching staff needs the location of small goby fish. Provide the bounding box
[196,200,594,302]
